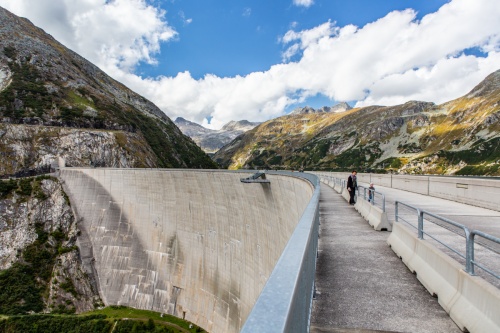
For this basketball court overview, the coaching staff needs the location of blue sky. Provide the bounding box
[0,0,499,129]
[148,0,449,79]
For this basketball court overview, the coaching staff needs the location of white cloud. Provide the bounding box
[179,10,192,25]
[293,0,314,8]
[1,0,499,130]
[0,0,177,72]
[243,7,251,17]
[281,20,336,61]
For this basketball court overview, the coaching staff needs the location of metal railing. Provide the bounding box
[357,185,386,212]
[241,171,320,333]
[395,201,500,280]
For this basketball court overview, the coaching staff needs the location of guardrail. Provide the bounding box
[395,201,500,280]
[241,171,320,333]
[357,185,385,212]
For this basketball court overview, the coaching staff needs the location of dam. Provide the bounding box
[60,168,318,333]
[60,168,500,333]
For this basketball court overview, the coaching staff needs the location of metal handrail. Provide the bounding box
[357,185,386,212]
[468,230,500,279]
[395,201,500,280]
[241,171,320,332]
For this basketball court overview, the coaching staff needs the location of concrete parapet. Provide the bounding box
[367,173,392,187]
[428,177,500,212]
[391,175,430,195]
[388,222,500,333]
[60,168,314,333]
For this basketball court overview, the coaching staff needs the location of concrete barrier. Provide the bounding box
[342,188,350,201]
[353,197,391,231]
[354,198,369,218]
[388,222,500,333]
[366,205,391,231]
[60,168,315,333]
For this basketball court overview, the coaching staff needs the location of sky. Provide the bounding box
[0,0,499,129]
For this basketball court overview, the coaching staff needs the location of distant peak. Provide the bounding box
[290,102,352,115]
[221,120,260,132]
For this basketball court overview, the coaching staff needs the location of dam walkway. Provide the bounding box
[310,183,462,333]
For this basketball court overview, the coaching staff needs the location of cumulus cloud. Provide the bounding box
[0,0,177,72]
[293,0,314,8]
[281,20,336,61]
[1,0,499,129]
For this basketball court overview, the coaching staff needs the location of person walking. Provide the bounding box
[347,170,357,204]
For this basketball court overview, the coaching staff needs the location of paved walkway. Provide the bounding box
[363,182,500,288]
[366,183,500,238]
[310,183,461,333]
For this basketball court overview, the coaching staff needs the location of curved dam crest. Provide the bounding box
[60,169,314,333]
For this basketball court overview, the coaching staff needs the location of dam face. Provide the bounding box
[60,169,314,333]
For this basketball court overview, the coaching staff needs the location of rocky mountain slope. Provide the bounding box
[0,176,101,314]
[214,69,500,175]
[175,117,260,153]
[0,6,217,172]
[289,102,352,115]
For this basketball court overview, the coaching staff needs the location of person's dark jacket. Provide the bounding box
[347,175,357,190]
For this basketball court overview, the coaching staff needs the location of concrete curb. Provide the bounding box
[388,222,500,333]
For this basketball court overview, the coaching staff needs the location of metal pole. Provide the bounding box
[418,210,424,239]
[395,201,399,222]
[465,230,475,275]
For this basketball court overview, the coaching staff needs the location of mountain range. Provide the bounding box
[1,4,499,179]
[214,70,500,176]
[174,117,260,153]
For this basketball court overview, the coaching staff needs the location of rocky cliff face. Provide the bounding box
[0,176,100,314]
[0,123,158,174]
[0,6,217,171]
[215,70,500,175]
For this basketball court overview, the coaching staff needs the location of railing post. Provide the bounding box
[382,193,385,212]
[395,201,399,222]
[418,210,424,239]
[465,230,475,275]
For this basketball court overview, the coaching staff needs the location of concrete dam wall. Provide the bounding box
[60,169,314,333]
